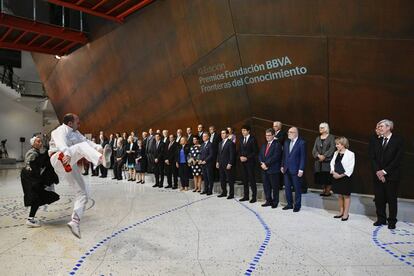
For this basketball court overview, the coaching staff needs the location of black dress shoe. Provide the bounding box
[172,186,178,190]
[249,198,256,203]
[112,177,117,180]
[333,214,343,219]
[373,221,387,226]
[206,192,212,196]
[239,198,249,202]
[99,175,107,178]
[227,195,234,199]
[158,185,163,188]
[82,173,88,176]
[261,202,272,207]
[217,194,226,198]
[200,191,207,194]
[152,184,158,188]
[341,216,349,221]
[293,208,300,212]
[282,205,293,210]
[165,185,172,189]
[271,204,278,209]
[388,223,396,229]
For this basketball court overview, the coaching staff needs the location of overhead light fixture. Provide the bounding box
[55,55,61,60]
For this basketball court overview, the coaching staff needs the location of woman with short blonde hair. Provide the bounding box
[330,136,355,221]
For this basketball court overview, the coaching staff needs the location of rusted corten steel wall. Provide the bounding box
[33,0,414,198]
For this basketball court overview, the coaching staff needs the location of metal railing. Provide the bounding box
[0,0,85,32]
[0,65,46,97]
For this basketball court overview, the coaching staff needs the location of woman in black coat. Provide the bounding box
[21,137,59,227]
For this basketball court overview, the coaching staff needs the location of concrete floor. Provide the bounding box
[0,168,413,276]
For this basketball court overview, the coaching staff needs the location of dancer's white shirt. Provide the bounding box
[49,124,101,157]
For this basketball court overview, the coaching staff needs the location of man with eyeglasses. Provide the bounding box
[281,127,306,212]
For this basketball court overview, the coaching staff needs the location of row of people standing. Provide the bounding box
[93,118,403,229]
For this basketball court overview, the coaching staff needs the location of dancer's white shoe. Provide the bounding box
[67,221,81,239]
[26,218,41,228]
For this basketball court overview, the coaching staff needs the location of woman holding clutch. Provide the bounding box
[330,137,355,221]
[189,136,202,192]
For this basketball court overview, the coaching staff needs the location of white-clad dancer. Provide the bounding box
[49,113,111,238]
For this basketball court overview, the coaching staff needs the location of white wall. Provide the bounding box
[0,84,43,160]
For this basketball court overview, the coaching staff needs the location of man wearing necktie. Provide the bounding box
[259,128,283,208]
[200,132,214,195]
[164,134,178,189]
[209,126,221,182]
[152,133,165,188]
[216,129,236,199]
[370,119,404,229]
[239,125,259,203]
[281,127,306,212]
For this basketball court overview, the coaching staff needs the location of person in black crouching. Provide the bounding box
[21,136,60,228]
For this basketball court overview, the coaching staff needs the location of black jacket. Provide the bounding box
[370,134,404,181]
[20,149,59,207]
[126,142,138,164]
[200,141,214,164]
[239,135,258,163]
[275,130,287,145]
[115,147,126,161]
[153,140,165,162]
[217,139,236,167]
[164,141,178,164]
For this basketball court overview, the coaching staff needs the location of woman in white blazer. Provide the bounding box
[330,137,355,221]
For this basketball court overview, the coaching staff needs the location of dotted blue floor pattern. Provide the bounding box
[68,196,212,275]
[236,200,271,276]
[372,221,414,268]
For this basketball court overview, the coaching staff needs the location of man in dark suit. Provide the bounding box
[209,125,221,181]
[216,129,236,199]
[186,127,194,147]
[273,121,287,145]
[176,129,183,143]
[162,130,169,144]
[152,133,165,188]
[111,133,120,179]
[164,134,177,189]
[281,127,306,212]
[239,125,259,203]
[259,128,283,208]
[197,124,204,140]
[273,121,287,190]
[108,133,115,169]
[200,132,214,195]
[98,131,109,178]
[371,119,404,229]
[146,128,156,174]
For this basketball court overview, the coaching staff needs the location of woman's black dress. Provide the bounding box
[332,153,352,196]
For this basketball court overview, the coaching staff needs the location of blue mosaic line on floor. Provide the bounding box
[236,200,271,276]
[68,196,213,275]
[372,222,414,268]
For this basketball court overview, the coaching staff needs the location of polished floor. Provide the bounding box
[0,168,413,276]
